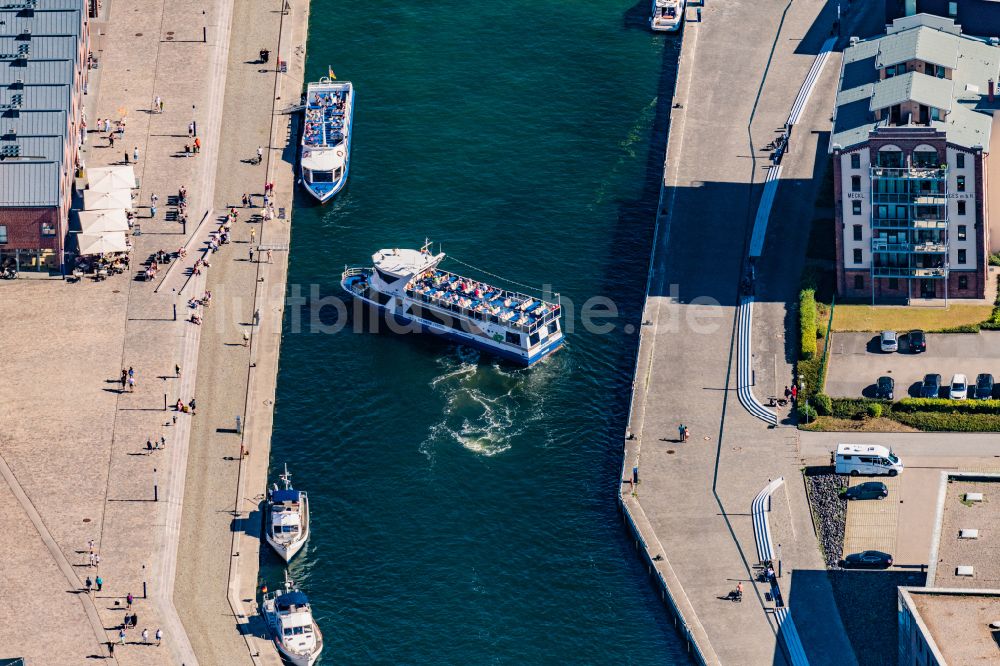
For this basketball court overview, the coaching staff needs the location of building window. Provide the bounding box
[957,175,966,192]
[948,1,957,16]
[41,222,55,237]
[850,153,861,169]
[853,224,863,241]
[852,200,862,215]
[957,153,965,169]
[0,225,7,244]
[959,275,969,290]
[851,175,862,192]
[853,248,863,264]
[913,150,938,167]
[889,278,899,289]
[958,200,966,215]
[958,224,967,241]
[854,275,864,290]
[958,249,967,264]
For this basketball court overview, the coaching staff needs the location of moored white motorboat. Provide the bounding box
[262,576,323,666]
[300,76,353,202]
[341,242,564,366]
[265,464,309,562]
[650,0,685,31]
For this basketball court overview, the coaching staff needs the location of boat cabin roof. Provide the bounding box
[272,489,301,503]
[273,511,301,526]
[373,248,443,278]
[276,591,310,611]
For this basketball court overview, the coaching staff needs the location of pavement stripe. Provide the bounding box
[775,608,811,666]
[787,37,836,127]
[737,297,779,425]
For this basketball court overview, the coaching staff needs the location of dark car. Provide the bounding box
[843,481,888,501]
[975,373,994,400]
[920,373,942,398]
[842,550,893,569]
[875,376,894,400]
[908,330,926,353]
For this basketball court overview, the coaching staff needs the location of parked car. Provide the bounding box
[950,374,968,400]
[875,376,894,400]
[975,373,994,400]
[842,550,893,569]
[908,329,926,353]
[880,330,898,353]
[842,481,889,500]
[919,374,942,398]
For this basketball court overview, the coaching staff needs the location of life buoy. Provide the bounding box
[336,149,344,157]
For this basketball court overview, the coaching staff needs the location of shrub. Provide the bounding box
[866,403,883,418]
[892,412,1000,432]
[894,398,1000,414]
[830,397,888,420]
[797,355,823,401]
[797,403,818,423]
[814,393,833,416]
[932,324,981,333]
[990,253,1000,267]
[800,289,817,360]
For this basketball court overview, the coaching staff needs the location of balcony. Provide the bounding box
[871,217,948,230]
[871,192,947,206]
[871,241,948,254]
[872,266,947,278]
[870,166,947,180]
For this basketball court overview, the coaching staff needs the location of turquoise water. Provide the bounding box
[267,1,689,662]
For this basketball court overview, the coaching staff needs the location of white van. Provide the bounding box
[834,444,903,477]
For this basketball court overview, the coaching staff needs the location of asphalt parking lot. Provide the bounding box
[824,331,1000,399]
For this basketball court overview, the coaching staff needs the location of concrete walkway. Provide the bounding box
[622,0,876,663]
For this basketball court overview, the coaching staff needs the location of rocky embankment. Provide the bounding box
[805,470,846,568]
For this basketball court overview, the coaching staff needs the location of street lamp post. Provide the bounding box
[192,105,197,138]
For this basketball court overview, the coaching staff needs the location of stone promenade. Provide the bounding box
[0,0,305,661]
[622,0,883,664]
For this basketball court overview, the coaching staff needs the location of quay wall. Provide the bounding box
[617,10,719,666]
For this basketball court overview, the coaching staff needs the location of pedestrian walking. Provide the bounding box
[142,628,149,644]
[94,553,100,567]
[89,552,97,567]
[124,151,129,164]
[194,137,201,153]
[96,575,103,591]
[783,385,792,400]
[88,538,95,554]
[133,147,139,162]
[791,384,798,401]
[158,97,164,113]
[188,122,194,137]
[266,248,272,263]
[249,246,255,262]
[242,329,250,347]
[128,366,134,379]
[121,369,127,389]
[155,627,162,646]
[128,376,136,392]
[253,308,260,326]
[189,398,197,415]
[126,592,134,609]
[108,133,115,148]
[119,628,126,645]
[146,438,153,453]
[242,192,250,207]
[107,640,115,656]
[160,435,166,449]
[150,204,157,218]
[256,145,263,164]
[175,363,181,377]
[85,576,92,593]
[153,96,160,112]
[151,193,159,206]
[250,228,256,244]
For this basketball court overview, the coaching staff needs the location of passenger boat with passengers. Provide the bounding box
[650,0,685,31]
[341,243,564,366]
[300,77,353,202]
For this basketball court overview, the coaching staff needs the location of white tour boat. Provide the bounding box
[262,577,323,666]
[341,244,564,366]
[265,464,309,562]
[650,0,685,31]
[300,77,353,202]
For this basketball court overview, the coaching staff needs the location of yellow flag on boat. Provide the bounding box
[328,66,336,80]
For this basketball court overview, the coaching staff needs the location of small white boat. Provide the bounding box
[300,76,353,202]
[342,242,564,366]
[650,0,685,31]
[262,576,323,666]
[265,465,309,562]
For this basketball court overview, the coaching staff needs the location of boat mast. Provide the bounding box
[281,463,292,490]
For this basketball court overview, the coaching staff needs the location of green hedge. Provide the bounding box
[892,412,1000,431]
[800,289,817,360]
[894,398,1000,414]
[830,398,889,419]
[813,393,833,416]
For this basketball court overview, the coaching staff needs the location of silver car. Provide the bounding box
[880,330,898,353]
